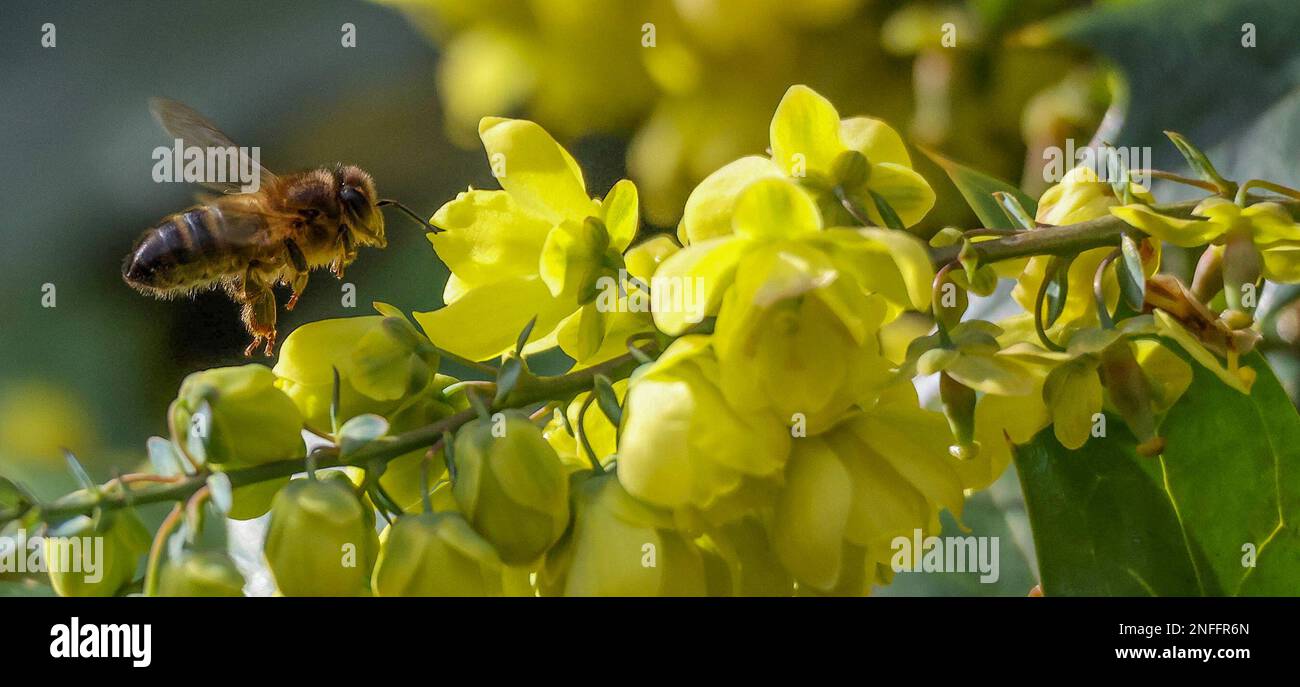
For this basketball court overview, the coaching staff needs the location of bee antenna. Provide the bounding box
[378,199,440,234]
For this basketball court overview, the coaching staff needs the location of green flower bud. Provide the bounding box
[155,551,245,597]
[46,509,151,597]
[452,410,570,565]
[939,372,979,460]
[1098,342,1163,456]
[169,364,305,467]
[168,364,304,520]
[371,512,509,596]
[264,477,378,596]
[539,473,709,596]
[272,315,440,433]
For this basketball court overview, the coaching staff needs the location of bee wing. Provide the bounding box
[204,194,303,249]
[150,97,278,193]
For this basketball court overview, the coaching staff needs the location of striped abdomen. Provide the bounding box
[122,206,252,293]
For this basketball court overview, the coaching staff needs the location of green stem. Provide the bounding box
[7,344,656,526]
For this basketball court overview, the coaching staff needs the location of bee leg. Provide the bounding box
[285,271,309,311]
[331,227,355,279]
[237,269,278,357]
[283,240,309,311]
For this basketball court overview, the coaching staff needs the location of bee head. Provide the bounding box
[336,165,385,248]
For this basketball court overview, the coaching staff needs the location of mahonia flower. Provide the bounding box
[154,551,245,598]
[451,410,570,565]
[542,380,625,471]
[46,508,151,597]
[1000,318,1193,454]
[169,364,304,520]
[1012,165,1159,332]
[539,472,711,597]
[371,512,514,597]
[679,84,935,244]
[1112,198,1300,312]
[264,476,379,596]
[273,309,458,509]
[616,335,790,529]
[771,381,963,594]
[654,177,934,335]
[415,117,650,364]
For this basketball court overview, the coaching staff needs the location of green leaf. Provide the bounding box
[206,473,233,515]
[337,414,390,457]
[993,191,1036,231]
[147,436,187,477]
[1015,350,1300,595]
[1043,256,1072,328]
[867,190,905,231]
[1164,131,1235,194]
[1116,234,1146,312]
[921,148,1037,230]
[495,356,524,404]
[592,374,622,427]
[515,315,539,356]
[62,450,96,494]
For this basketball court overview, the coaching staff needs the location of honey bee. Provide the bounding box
[122,98,433,355]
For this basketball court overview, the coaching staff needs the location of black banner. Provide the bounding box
[1,596,1286,674]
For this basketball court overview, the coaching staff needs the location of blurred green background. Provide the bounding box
[2,0,1298,596]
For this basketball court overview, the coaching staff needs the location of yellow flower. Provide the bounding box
[264,477,378,596]
[653,177,934,335]
[1013,166,1159,332]
[415,117,649,364]
[1112,198,1300,311]
[679,84,934,244]
[1000,318,1193,453]
[272,310,458,510]
[616,336,791,528]
[539,472,709,596]
[771,382,963,594]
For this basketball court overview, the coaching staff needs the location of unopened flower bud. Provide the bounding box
[939,372,979,460]
[46,508,151,597]
[452,410,570,565]
[264,477,378,596]
[371,512,510,597]
[155,550,245,597]
[539,473,708,596]
[1098,343,1163,456]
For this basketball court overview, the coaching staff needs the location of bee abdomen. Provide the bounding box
[122,207,225,291]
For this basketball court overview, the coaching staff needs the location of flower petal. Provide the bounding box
[651,237,750,335]
[601,179,640,252]
[860,163,936,228]
[1044,359,1103,450]
[839,116,911,167]
[429,190,552,288]
[1109,205,1226,248]
[731,178,823,240]
[478,116,593,223]
[413,276,575,361]
[680,155,784,244]
[769,85,845,177]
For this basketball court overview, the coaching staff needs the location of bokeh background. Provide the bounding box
[2,0,1298,596]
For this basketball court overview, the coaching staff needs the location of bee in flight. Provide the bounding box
[122,98,433,355]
